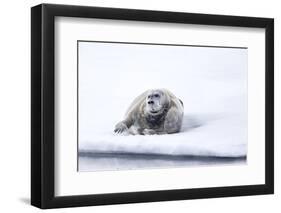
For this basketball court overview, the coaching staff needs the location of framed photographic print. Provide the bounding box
[31,3,274,209]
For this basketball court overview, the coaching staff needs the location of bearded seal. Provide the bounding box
[114,89,184,135]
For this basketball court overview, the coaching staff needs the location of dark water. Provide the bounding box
[78,152,246,172]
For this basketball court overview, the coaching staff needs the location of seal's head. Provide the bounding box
[145,89,170,115]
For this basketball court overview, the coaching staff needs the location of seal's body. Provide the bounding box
[114,89,184,135]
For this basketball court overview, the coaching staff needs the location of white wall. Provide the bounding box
[0,0,279,212]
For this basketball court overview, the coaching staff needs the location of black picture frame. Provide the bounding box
[31,3,274,209]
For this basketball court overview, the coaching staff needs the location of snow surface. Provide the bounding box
[78,42,248,167]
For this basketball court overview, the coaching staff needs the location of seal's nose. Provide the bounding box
[148,100,154,105]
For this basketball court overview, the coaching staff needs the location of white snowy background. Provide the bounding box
[78,41,248,171]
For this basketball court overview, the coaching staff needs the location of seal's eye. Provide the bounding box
[154,94,160,98]
[147,95,151,99]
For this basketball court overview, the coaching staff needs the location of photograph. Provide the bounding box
[30,3,274,209]
[78,41,248,172]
